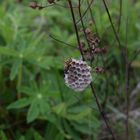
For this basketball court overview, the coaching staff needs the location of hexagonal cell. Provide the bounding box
[79,82,84,86]
[77,73,81,77]
[85,69,90,73]
[82,75,86,78]
[81,69,86,73]
[76,67,81,71]
[83,63,87,67]
[80,63,84,67]
[79,78,83,82]
[73,71,78,75]
[70,66,76,71]
[71,61,76,65]
[85,74,91,78]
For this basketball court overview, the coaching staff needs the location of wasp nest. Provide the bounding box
[64,59,92,92]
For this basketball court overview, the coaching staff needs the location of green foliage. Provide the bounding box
[0,131,8,140]
[0,0,140,140]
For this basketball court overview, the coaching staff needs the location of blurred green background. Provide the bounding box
[0,0,140,140]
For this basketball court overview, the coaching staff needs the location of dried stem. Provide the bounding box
[118,0,122,32]
[78,0,92,60]
[125,13,129,140]
[68,0,116,139]
[87,0,99,36]
[102,0,121,48]
[76,0,94,25]
[67,0,85,60]
[90,84,116,140]
[129,49,140,65]
[49,34,75,47]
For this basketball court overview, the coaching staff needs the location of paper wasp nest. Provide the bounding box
[64,59,92,92]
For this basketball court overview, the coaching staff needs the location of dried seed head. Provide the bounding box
[82,35,102,61]
[85,28,92,34]
[89,20,93,26]
[95,67,105,73]
[48,0,55,4]
[29,2,38,9]
[64,59,92,92]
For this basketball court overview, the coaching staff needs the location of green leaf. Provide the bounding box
[53,103,66,117]
[0,131,8,140]
[27,100,40,123]
[7,98,30,109]
[25,32,45,54]
[20,86,35,96]
[0,47,18,57]
[63,121,80,140]
[39,99,50,115]
[33,130,43,140]
[0,34,6,46]
[18,136,25,140]
[10,60,22,80]
[36,56,63,69]
[55,133,65,140]
[67,108,92,121]
[45,123,59,140]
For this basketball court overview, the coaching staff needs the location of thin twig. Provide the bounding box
[87,0,99,36]
[102,0,121,48]
[67,0,85,60]
[118,0,122,32]
[125,11,129,140]
[90,84,117,140]
[78,0,92,59]
[49,34,75,48]
[76,0,94,25]
[129,49,140,65]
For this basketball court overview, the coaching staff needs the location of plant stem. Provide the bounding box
[90,84,116,140]
[67,0,85,60]
[118,0,122,32]
[76,0,94,25]
[68,1,116,139]
[78,0,92,59]
[49,34,75,47]
[17,62,22,99]
[87,0,99,36]
[125,11,129,140]
[102,0,121,48]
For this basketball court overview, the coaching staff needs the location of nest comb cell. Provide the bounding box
[64,58,92,92]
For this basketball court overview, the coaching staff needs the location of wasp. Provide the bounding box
[64,58,74,74]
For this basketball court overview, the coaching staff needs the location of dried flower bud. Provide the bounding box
[83,48,94,61]
[101,47,107,53]
[38,6,45,10]
[93,47,107,54]
[85,28,92,34]
[48,0,55,4]
[95,67,105,73]
[89,20,93,26]
[64,59,92,92]
[29,2,38,9]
